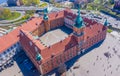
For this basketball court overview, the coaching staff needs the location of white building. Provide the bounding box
[0,42,20,67]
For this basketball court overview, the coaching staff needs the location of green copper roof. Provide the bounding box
[44,8,48,14]
[104,19,108,26]
[36,53,42,61]
[74,7,84,28]
[43,8,48,20]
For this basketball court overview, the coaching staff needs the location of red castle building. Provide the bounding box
[19,8,108,75]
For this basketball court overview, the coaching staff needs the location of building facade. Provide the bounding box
[114,0,120,10]
[7,0,23,6]
[0,42,21,69]
[19,8,108,75]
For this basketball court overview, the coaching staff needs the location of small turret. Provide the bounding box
[36,52,42,61]
[73,6,85,49]
[104,19,108,26]
[43,8,48,20]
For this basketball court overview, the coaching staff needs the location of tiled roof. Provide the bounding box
[0,27,20,53]
[41,35,78,63]
[0,17,43,53]
[20,30,78,63]
[64,9,76,21]
[48,10,64,20]
[0,8,105,56]
[84,23,104,40]
[0,10,65,54]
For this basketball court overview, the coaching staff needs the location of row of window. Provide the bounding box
[41,46,77,74]
[64,18,74,26]
[0,42,19,60]
[50,19,63,29]
[84,31,106,49]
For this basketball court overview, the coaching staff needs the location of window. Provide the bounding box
[11,46,14,50]
[17,42,19,45]
[14,44,16,47]
[4,51,6,54]
[12,49,15,53]
[0,55,1,58]
[29,41,32,46]
[20,31,24,36]
[35,47,38,52]
[7,49,10,52]
[14,43,17,47]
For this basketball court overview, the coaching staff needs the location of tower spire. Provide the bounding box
[74,5,84,28]
[104,18,108,26]
[43,8,48,20]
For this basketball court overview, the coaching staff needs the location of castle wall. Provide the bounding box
[50,17,64,30]
[41,45,77,74]
[19,31,42,74]
[83,29,107,50]
[20,25,107,75]
[32,23,45,36]
[32,17,64,37]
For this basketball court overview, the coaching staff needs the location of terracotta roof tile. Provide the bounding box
[0,17,43,53]
[41,35,78,63]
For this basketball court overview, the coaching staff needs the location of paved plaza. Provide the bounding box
[0,61,23,76]
[65,33,120,76]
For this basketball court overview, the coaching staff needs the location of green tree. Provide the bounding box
[3,8,11,15]
[22,0,40,6]
[26,10,35,15]
[2,8,11,19]
[94,0,100,4]
[32,0,40,5]
[22,0,28,5]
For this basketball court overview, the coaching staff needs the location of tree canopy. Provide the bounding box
[22,0,40,6]
[0,8,21,20]
[0,8,11,19]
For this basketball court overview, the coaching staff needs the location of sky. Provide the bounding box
[0,0,7,4]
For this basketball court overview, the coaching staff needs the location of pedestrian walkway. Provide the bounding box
[65,33,120,76]
[0,28,7,37]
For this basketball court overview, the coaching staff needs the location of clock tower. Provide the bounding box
[73,7,85,51]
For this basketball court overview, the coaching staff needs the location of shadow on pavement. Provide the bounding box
[13,50,40,76]
[46,39,104,76]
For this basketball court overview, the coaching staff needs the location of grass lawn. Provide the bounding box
[5,12,21,20]
[11,14,30,23]
[107,29,113,33]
